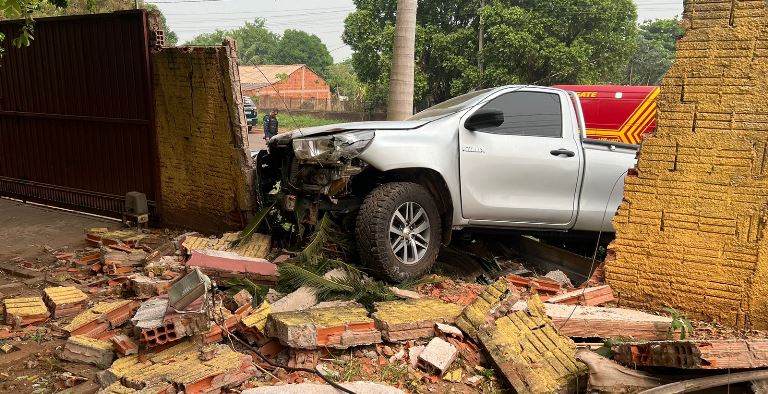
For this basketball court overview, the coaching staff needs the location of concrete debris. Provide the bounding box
[455,278,521,342]
[131,297,169,330]
[434,323,464,340]
[266,305,381,349]
[102,249,147,276]
[186,249,278,285]
[288,349,320,369]
[241,381,406,394]
[232,288,253,307]
[505,273,563,297]
[110,334,138,356]
[474,295,587,393]
[613,339,768,370]
[576,349,661,393]
[544,270,574,288]
[139,302,209,348]
[86,228,146,248]
[65,300,138,337]
[59,335,115,368]
[182,232,271,259]
[389,286,422,299]
[128,273,173,299]
[545,285,614,306]
[543,303,673,340]
[408,345,425,369]
[99,341,256,393]
[3,296,50,327]
[372,298,464,342]
[239,301,271,345]
[417,337,458,376]
[43,286,89,318]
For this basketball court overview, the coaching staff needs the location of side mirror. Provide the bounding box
[465,108,505,131]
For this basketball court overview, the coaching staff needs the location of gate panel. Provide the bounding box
[0,11,157,217]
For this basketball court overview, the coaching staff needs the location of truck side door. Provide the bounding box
[458,89,583,228]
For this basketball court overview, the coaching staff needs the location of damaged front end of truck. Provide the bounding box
[255,129,378,226]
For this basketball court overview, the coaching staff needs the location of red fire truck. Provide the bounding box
[553,85,659,145]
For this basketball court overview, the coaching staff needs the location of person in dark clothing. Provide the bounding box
[263,110,279,141]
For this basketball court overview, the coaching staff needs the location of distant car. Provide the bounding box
[244,96,257,131]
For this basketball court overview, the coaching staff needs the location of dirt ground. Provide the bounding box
[0,198,119,394]
[0,198,118,263]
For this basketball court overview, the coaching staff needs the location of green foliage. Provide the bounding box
[187,20,333,72]
[325,60,364,98]
[271,29,333,75]
[620,18,684,85]
[343,0,638,108]
[230,202,274,247]
[278,261,397,309]
[664,307,694,339]
[280,114,345,132]
[187,19,279,65]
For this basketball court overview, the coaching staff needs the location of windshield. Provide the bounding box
[409,88,494,121]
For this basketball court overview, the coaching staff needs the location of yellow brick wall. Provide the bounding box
[607,0,768,329]
[152,41,254,232]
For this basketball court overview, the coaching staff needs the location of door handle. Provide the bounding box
[550,149,575,158]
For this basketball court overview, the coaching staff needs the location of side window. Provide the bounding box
[479,91,563,137]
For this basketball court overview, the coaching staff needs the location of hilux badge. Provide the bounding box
[462,146,486,154]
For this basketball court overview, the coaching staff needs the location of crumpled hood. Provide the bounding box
[270,119,432,145]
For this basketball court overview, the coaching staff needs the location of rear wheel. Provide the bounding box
[355,182,442,282]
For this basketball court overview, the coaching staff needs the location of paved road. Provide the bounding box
[248,129,267,154]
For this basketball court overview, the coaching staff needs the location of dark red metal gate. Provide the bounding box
[0,10,157,217]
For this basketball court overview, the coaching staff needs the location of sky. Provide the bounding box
[150,0,685,63]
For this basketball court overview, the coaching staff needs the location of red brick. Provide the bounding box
[186,251,277,278]
[110,334,139,356]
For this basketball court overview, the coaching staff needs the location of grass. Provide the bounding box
[275,114,345,132]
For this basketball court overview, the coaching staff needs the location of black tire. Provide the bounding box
[355,182,442,282]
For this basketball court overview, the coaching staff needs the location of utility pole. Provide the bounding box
[478,0,485,78]
[387,0,418,121]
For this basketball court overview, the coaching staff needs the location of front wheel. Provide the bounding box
[355,182,442,282]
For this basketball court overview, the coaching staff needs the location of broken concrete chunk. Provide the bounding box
[232,288,253,308]
[128,274,173,299]
[389,286,423,299]
[417,337,458,376]
[182,232,271,259]
[3,297,50,327]
[131,298,170,330]
[545,285,615,306]
[65,300,137,337]
[613,339,768,370]
[544,270,574,288]
[435,323,464,340]
[408,345,425,369]
[239,301,271,345]
[110,334,138,356]
[43,286,89,318]
[455,278,520,342]
[59,335,115,368]
[241,382,405,394]
[372,298,464,342]
[186,250,277,285]
[266,305,381,349]
[544,303,672,340]
[475,296,587,394]
[100,342,256,393]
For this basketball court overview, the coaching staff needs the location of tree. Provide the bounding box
[344,0,638,108]
[622,18,684,85]
[0,0,67,47]
[271,29,333,75]
[145,3,178,46]
[325,60,363,99]
[187,19,279,65]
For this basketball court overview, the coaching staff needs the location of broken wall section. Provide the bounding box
[607,0,768,329]
[152,40,254,233]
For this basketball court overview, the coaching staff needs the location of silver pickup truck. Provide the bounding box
[256,86,638,281]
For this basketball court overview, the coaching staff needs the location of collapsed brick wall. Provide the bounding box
[152,41,254,233]
[607,0,768,330]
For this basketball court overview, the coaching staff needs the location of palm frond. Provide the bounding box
[278,262,355,297]
[224,277,268,305]
[231,202,274,247]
